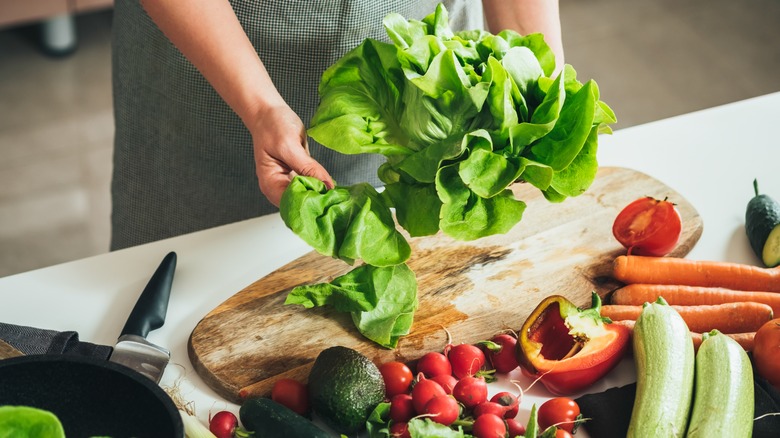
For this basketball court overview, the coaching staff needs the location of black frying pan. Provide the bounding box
[0,354,184,437]
[0,252,184,437]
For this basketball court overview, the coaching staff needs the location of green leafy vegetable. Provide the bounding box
[0,406,66,438]
[280,2,615,349]
[408,418,467,437]
[308,3,615,241]
[280,176,410,267]
[285,263,418,348]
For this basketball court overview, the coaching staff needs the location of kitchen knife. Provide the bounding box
[108,251,176,383]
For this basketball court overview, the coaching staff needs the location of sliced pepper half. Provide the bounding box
[516,292,631,395]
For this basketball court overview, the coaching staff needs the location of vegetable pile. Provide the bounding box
[364,336,586,438]
[281,2,615,348]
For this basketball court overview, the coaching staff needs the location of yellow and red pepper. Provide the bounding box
[516,292,631,395]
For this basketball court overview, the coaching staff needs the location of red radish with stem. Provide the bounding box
[209,411,238,438]
[473,401,509,418]
[411,376,447,414]
[423,394,460,425]
[446,343,486,379]
[452,375,488,409]
[430,374,458,394]
[490,391,520,418]
[481,333,519,373]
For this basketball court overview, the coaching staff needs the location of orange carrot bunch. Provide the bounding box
[607,255,780,351]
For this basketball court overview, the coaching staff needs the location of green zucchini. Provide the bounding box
[627,298,695,438]
[239,397,331,438]
[686,330,754,437]
[746,179,780,267]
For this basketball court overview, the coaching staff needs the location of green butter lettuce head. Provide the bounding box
[307,2,616,242]
[0,406,66,438]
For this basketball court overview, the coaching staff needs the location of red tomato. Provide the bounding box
[379,361,413,397]
[538,397,581,433]
[270,378,309,416]
[753,318,780,389]
[612,196,682,256]
[555,428,574,438]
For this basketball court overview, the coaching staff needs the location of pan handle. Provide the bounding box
[120,252,177,338]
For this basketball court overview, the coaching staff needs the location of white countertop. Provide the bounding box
[2,92,779,431]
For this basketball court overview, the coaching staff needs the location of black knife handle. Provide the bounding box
[121,251,177,338]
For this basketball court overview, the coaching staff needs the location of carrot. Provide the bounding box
[690,331,755,352]
[613,320,755,352]
[612,255,780,292]
[610,284,780,316]
[601,302,773,334]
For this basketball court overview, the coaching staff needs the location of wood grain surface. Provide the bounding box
[188,167,703,403]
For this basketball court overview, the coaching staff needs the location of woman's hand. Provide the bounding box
[249,103,334,206]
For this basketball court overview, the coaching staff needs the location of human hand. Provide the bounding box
[249,103,334,206]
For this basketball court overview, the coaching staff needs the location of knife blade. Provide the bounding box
[108,251,176,383]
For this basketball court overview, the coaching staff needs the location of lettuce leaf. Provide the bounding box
[286,263,418,349]
[280,176,410,267]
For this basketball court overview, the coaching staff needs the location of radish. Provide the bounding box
[423,394,460,426]
[445,343,486,378]
[473,401,509,418]
[452,376,488,409]
[416,352,452,378]
[209,410,238,438]
[389,393,415,423]
[389,421,411,438]
[411,377,447,414]
[430,374,458,395]
[506,418,527,436]
[472,413,507,438]
[481,334,519,374]
[490,391,520,418]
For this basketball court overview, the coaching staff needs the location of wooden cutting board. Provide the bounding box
[188,167,703,403]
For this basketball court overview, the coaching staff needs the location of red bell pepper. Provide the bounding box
[516,292,631,395]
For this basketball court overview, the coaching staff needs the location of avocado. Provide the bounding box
[307,345,385,435]
[746,179,780,267]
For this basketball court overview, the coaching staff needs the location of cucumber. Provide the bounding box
[686,330,754,437]
[746,179,780,267]
[239,397,331,438]
[627,298,695,438]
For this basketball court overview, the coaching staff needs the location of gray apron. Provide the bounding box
[110,0,484,250]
